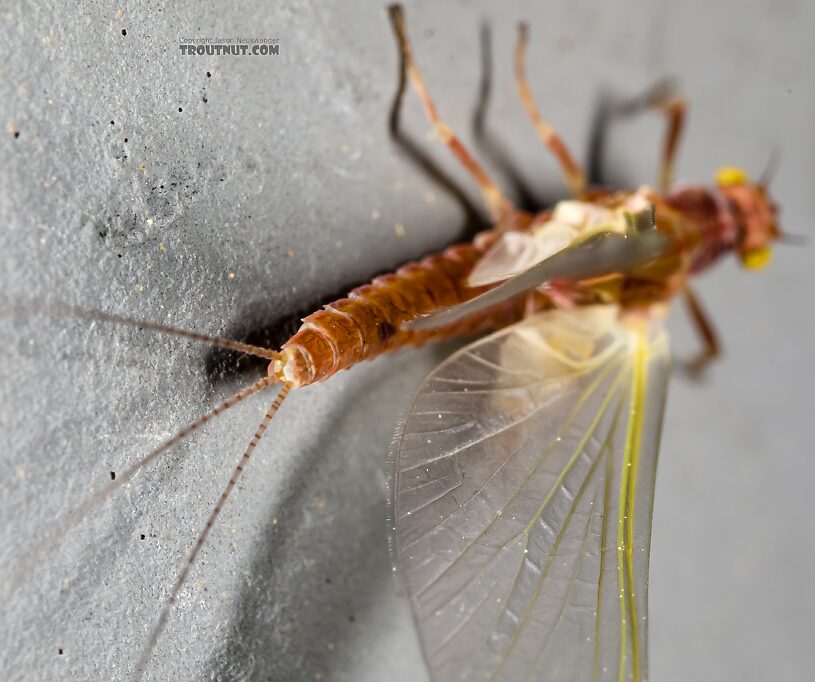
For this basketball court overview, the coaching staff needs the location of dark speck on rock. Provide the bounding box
[13,131,20,139]
[121,29,127,36]
[206,71,211,78]
[178,107,183,112]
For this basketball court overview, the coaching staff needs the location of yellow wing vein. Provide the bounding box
[402,366,605,551]
[428,360,627,660]
[413,355,626,605]
[488,371,626,680]
[522,435,614,682]
[395,311,671,682]
[594,410,616,681]
[617,328,649,682]
[401,357,615,475]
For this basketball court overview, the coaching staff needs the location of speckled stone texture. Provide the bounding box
[1,1,813,681]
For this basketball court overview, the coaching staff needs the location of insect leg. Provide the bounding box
[514,22,586,197]
[388,5,515,224]
[683,286,721,375]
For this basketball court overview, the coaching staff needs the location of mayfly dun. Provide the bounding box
[0,4,797,682]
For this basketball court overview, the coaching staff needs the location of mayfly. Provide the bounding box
[3,4,790,681]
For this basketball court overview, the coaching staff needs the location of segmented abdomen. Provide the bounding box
[272,231,546,387]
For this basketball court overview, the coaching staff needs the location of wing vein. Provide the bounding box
[487,373,626,681]
[523,458,607,682]
[619,328,649,682]
[411,356,625,600]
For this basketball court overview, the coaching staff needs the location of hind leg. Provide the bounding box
[388,5,519,225]
[514,22,587,197]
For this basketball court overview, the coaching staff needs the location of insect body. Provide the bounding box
[383,9,782,682]
[4,5,785,681]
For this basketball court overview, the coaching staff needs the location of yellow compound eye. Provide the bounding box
[715,166,750,186]
[742,246,772,270]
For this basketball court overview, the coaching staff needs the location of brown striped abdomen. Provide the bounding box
[271,229,549,387]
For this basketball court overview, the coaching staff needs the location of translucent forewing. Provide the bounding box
[466,227,576,287]
[392,305,669,681]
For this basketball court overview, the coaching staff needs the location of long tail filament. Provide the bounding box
[133,383,291,680]
[1,299,278,360]
[4,375,278,600]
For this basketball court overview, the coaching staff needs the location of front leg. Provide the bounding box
[683,286,721,375]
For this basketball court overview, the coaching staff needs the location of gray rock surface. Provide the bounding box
[1,1,813,681]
